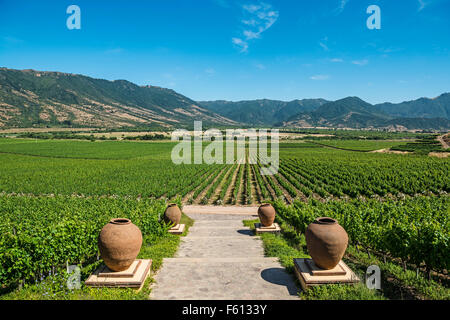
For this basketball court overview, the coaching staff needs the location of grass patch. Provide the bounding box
[1,213,193,300]
[301,282,386,300]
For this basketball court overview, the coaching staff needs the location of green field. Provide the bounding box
[0,136,448,300]
[0,138,448,201]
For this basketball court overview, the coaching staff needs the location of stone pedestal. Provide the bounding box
[293,258,359,290]
[168,224,185,235]
[85,259,152,291]
[254,223,281,235]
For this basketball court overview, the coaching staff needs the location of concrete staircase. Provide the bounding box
[149,208,299,300]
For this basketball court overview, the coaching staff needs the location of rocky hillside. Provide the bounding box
[0,68,237,129]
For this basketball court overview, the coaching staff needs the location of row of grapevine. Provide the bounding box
[251,164,271,201]
[216,164,237,204]
[278,165,312,197]
[231,164,244,204]
[204,165,233,202]
[272,196,450,276]
[0,195,170,288]
[191,165,225,200]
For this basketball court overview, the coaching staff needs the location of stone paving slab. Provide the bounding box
[185,226,254,237]
[150,208,299,300]
[176,238,263,258]
[193,220,249,227]
[187,213,256,221]
[150,258,298,300]
[183,205,259,216]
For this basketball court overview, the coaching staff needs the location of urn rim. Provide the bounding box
[314,217,337,225]
[259,203,272,207]
[109,218,131,225]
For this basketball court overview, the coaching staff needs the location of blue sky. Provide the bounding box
[0,0,449,104]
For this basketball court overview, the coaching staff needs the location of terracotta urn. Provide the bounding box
[98,218,143,272]
[164,203,182,226]
[305,217,348,270]
[258,203,276,227]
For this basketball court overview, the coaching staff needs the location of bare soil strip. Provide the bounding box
[224,164,241,204]
[237,165,245,205]
[429,152,450,158]
[249,164,259,205]
[370,148,410,154]
[250,165,263,203]
[259,170,278,201]
[437,133,450,149]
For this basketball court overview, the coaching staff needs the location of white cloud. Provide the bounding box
[330,58,343,62]
[319,37,329,51]
[243,30,260,39]
[205,68,215,74]
[232,37,249,53]
[319,42,329,51]
[334,0,349,15]
[243,4,261,13]
[233,2,279,53]
[255,63,266,70]
[352,59,369,66]
[242,19,257,26]
[310,75,330,81]
[418,0,427,11]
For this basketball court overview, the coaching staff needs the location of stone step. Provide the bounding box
[185,227,254,237]
[193,220,249,227]
[186,213,257,221]
[189,223,250,232]
[183,205,259,216]
[150,257,298,300]
[162,257,278,263]
[176,238,263,258]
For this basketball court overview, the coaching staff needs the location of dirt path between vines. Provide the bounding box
[224,164,240,204]
[370,148,410,155]
[437,133,450,149]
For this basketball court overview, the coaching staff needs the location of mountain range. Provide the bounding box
[0,68,449,131]
[0,68,237,129]
[200,95,450,130]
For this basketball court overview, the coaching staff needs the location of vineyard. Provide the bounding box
[0,195,171,291]
[0,138,448,205]
[272,196,449,278]
[0,137,449,299]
